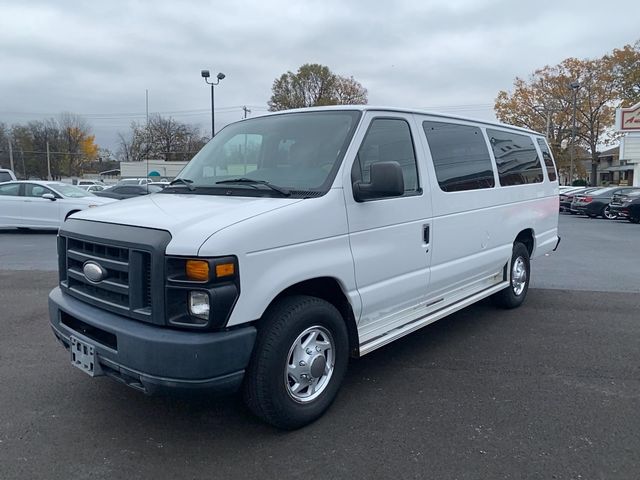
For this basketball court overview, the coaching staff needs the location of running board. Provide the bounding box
[358,281,510,356]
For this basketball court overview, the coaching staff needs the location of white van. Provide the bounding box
[48,106,559,429]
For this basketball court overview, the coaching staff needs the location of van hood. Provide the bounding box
[72,193,303,254]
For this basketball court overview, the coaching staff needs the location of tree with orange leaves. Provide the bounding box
[495,41,638,183]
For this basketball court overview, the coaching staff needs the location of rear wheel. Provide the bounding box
[243,295,349,429]
[492,242,530,309]
[602,206,617,220]
[629,215,640,224]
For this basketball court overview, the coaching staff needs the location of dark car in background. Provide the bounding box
[93,184,163,200]
[560,187,600,213]
[572,186,640,219]
[608,190,640,223]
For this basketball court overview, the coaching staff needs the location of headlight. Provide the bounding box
[165,256,239,329]
[188,291,210,321]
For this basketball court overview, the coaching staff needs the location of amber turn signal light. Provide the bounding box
[215,263,235,278]
[186,260,209,281]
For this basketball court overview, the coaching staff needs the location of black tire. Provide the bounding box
[492,242,530,309]
[629,216,640,224]
[243,295,349,430]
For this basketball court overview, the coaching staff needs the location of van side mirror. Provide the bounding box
[353,161,404,202]
[42,193,56,201]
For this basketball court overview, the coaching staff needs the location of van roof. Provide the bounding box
[257,105,544,137]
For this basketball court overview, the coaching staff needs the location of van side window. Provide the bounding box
[536,138,558,181]
[422,121,495,192]
[352,118,419,196]
[486,129,544,186]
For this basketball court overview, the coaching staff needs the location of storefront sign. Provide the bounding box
[617,102,640,132]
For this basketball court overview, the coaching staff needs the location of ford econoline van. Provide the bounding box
[49,106,560,429]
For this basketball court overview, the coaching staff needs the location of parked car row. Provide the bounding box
[0,177,169,229]
[0,181,116,229]
[559,186,640,222]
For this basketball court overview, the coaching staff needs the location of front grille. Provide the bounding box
[58,220,171,326]
[60,236,154,323]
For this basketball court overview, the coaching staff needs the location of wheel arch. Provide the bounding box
[65,209,81,220]
[515,228,535,257]
[264,277,360,358]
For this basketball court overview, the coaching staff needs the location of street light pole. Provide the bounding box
[201,70,226,138]
[569,81,580,186]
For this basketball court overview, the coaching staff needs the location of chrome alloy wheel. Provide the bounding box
[511,256,527,296]
[285,326,335,403]
[603,206,617,220]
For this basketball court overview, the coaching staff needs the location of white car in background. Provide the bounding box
[78,184,107,192]
[0,181,117,229]
[117,178,152,186]
[0,168,17,183]
[77,180,105,187]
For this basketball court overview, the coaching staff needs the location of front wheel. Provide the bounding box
[492,242,530,309]
[243,295,349,429]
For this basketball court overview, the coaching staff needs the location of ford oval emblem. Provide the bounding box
[83,261,107,283]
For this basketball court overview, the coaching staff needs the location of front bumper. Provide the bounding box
[49,287,256,394]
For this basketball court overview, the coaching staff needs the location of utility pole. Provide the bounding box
[569,81,580,186]
[8,137,14,172]
[145,89,149,126]
[242,106,251,119]
[46,141,52,180]
[20,149,26,179]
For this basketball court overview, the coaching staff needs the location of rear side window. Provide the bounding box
[536,138,557,181]
[0,172,12,182]
[352,118,419,195]
[422,121,495,192]
[486,129,544,186]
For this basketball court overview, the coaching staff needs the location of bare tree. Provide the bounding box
[117,115,208,162]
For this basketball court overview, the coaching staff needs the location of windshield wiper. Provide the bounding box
[215,178,290,196]
[167,178,195,191]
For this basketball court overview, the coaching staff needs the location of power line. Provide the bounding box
[0,105,270,119]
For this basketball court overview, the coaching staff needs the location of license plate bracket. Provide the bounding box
[71,336,103,377]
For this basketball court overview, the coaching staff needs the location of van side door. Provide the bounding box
[343,112,432,344]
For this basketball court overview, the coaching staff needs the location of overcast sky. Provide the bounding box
[1,0,639,151]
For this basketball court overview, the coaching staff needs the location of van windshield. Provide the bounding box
[172,111,361,197]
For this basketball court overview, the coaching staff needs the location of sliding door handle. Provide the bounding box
[423,224,430,244]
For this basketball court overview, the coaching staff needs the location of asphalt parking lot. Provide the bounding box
[1,215,639,479]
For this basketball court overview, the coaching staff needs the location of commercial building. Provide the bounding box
[616,102,640,187]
